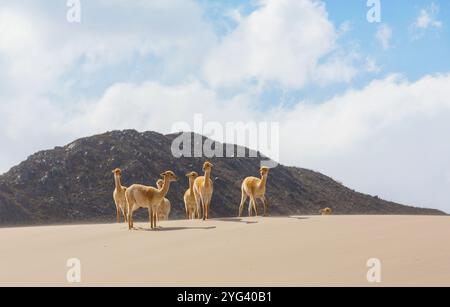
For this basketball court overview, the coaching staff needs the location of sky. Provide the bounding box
[0,0,450,213]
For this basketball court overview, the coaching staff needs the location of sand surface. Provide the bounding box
[0,215,449,286]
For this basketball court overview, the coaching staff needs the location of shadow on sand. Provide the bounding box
[215,218,259,224]
[289,216,310,220]
[133,226,217,232]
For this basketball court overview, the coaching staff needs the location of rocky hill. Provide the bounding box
[0,130,444,226]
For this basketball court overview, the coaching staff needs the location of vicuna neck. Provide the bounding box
[157,177,171,198]
[258,174,268,189]
[189,178,195,196]
[114,174,122,191]
[204,169,211,186]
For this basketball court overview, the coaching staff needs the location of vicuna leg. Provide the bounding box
[128,208,134,230]
[205,200,210,220]
[201,197,206,221]
[261,196,269,217]
[153,210,158,228]
[126,196,133,229]
[195,196,201,219]
[196,206,200,219]
[151,208,154,229]
[254,198,259,216]
[148,208,152,228]
[249,196,257,217]
[116,207,120,223]
[239,192,247,217]
[122,207,128,223]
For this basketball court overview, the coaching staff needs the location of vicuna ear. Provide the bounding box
[160,172,166,177]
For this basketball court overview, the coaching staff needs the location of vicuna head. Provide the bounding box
[186,171,199,180]
[202,161,213,172]
[112,168,122,177]
[260,166,270,177]
[160,171,178,182]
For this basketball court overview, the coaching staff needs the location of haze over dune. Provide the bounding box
[0,130,444,227]
[1,216,449,286]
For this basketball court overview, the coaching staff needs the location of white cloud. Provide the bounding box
[70,80,256,135]
[313,55,358,85]
[410,3,443,39]
[376,24,392,50]
[414,3,442,29]
[203,0,357,89]
[0,1,216,95]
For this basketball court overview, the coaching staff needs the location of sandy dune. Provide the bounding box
[0,215,449,286]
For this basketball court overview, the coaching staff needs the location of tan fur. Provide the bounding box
[319,208,332,215]
[112,168,128,223]
[239,167,270,217]
[183,172,199,219]
[193,162,214,220]
[156,179,171,221]
[125,171,178,230]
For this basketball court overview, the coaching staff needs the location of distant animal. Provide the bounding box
[156,179,171,221]
[239,167,270,217]
[319,208,332,215]
[184,171,199,219]
[193,162,214,220]
[112,168,128,223]
[125,171,178,230]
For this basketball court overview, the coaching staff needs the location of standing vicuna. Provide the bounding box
[239,167,270,217]
[193,162,214,220]
[125,171,178,230]
[183,171,199,219]
[112,168,128,223]
[156,179,171,221]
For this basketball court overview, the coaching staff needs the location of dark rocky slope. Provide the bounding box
[0,130,444,226]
